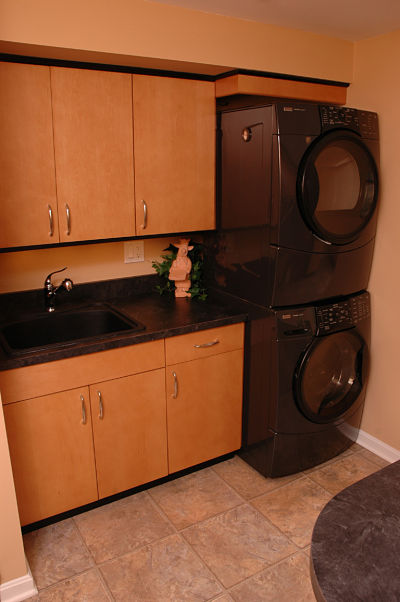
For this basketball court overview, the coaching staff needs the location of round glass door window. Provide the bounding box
[298,130,378,245]
[294,331,369,423]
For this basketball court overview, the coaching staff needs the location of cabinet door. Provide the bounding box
[166,350,243,473]
[0,62,59,247]
[90,369,168,499]
[133,75,215,235]
[3,387,98,526]
[51,67,136,242]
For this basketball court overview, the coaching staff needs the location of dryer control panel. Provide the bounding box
[320,106,379,139]
[316,292,370,335]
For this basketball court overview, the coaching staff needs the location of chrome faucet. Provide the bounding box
[44,267,73,312]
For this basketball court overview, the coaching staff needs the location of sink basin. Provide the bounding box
[0,305,145,356]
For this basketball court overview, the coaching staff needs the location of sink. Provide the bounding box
[0,305,145,356]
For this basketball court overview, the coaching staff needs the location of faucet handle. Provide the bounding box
[44,267,67,285]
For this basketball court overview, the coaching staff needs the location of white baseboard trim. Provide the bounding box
[0,569,37,602]
[356,429,400,463]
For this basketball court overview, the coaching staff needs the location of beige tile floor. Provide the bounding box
[25,444,389,601]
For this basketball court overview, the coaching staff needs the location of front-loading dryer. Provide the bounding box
[215,102,379,307]
[240,291,371,477]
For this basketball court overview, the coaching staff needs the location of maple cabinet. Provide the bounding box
[51,67,136,242]
[0,324,243,525]
[1,340,165,525]
[165,324,244,473]
[89,369,168,499]
[0,62,58,247]
[0,62,216,248]
[133,75,216,235]
[3,387,98,526]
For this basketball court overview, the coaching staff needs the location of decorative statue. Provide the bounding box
[169,238,194,297]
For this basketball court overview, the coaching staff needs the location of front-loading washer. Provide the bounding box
[240,291,371,477]
[213,102,379,307]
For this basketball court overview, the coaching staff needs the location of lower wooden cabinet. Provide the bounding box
[90,369,168,499]
[166,350,243,473]
[3,387,98,526]
[1,324,244,525]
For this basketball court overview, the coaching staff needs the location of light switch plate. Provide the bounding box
[124,240,145,263]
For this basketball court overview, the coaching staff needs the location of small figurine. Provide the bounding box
[169,239,194,297]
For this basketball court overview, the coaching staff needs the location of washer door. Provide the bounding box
[294,330,369,424]
[297,130,378,245]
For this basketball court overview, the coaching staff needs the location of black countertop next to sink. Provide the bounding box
[311,459,400,601]
[0,275,252,370]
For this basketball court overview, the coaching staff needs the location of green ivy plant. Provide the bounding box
[152,241,208,301]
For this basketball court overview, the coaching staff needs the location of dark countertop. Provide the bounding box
[311,460,400,602]
[0,275,251,370]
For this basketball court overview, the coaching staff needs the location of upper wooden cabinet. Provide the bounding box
[133,75,216,235]
[51,67,136,242]
[0,62,59,247]
[0,62,216,248]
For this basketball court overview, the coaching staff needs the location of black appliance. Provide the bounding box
[240,291,370,476]
[214,102,379,307]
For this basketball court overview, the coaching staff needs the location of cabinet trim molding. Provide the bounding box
[215,73,347,104]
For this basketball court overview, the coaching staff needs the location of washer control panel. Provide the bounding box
[320,106,379,139]
[316,292,370,335]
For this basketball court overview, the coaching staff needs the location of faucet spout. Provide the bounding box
[44,267,73,312]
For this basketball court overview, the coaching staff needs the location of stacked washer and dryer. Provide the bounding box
[213,101,379,476]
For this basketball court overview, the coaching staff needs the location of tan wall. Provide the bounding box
[348,30,400,451]
[0,0,353,82]
[0,237,176,294]
[0,397,27,584]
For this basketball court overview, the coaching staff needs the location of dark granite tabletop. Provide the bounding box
[311,460,400,602]
[0,275,252,370]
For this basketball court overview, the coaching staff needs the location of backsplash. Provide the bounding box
[0,238,176,294]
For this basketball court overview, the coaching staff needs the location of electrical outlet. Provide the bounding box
[124,240,145,263]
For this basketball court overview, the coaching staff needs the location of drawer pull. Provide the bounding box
[97,390,104,419]
[65,203,71,236]
[80,394,86,425]
[172,371,178,398]
[48,204,54,237]
[193,339,220,349]
[141,199,147,229]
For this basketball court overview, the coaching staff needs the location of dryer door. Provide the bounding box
[297,130,378,245]
[294,330,369,424]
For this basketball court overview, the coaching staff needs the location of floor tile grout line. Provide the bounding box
[178,500,305,593]
[222,547,313,596]
[145,488,181,535]
[128,490,230,597]
[95,565,116,602]
[31,566,113,598]
[246,499,307,552]
[146,470,244,532]
[71,516,116,601]
[247,474,340,552]
[210,456,311,501]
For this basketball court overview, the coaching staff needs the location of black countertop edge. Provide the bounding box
[0,276,253,370]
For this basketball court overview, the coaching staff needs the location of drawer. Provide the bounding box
[165,322,244,366]
[0,339,165,404]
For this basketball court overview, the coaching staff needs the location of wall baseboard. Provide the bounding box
[356,429,400,463]
[0,571,37,602]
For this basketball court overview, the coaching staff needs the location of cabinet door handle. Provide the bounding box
[97,390,104,419]
[141,199,147,229]
[80,394,87,425]
[172,371,178,398]
[48,204,54,237]
[193,339,220,348]
[65,203,71,236]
